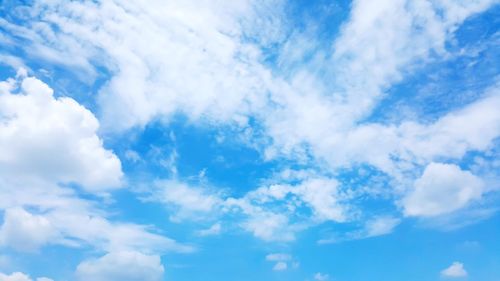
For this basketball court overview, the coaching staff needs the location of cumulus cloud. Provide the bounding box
[403,163,484,217]
[0,72,122,193]
[0,73,189,254]
[0,208,58,252]
[441,262,468,278]
[76,251,164,281]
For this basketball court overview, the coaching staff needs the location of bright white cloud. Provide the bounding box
[0,73,190,254]
[441,262,468,278]
[0,208,58,252]
[0,72,122,193]
[403,163,484,217]
[76,251,164,281]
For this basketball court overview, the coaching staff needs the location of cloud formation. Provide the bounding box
[76,251,164,281]
[441,262,468,278]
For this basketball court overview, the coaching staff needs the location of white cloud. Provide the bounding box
[363,216,401,237]
[272,261,287,271]
[314,272,330,281]
[1,0,498,244]
[5,0,283,131]
[76,251,164,281]
[153,180,222,222]
[196,223,222,237]
[264,0,499,166]
[441,262,468,278]
[227,176,349,241]
[0,208,58,252]
[241,209,295,242]
[294,178,347,222]
[403,163,484,217]
[318,216,400,244]
[0,72,122,193]
[0,272,52,281]
[266,253,294,272]
[0,73,190,254]
[0,188,190,253]
[0,272,32,281]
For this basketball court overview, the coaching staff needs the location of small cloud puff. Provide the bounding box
[441,262,467,278]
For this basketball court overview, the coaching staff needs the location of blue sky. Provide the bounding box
[0,1,499,281]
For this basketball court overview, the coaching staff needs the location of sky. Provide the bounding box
[0,0,499,281]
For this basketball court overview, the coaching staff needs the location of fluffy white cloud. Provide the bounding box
[247,177,349,221]
[441,262,468,278]
[403,163,484,217]
[0,73,189,254]
[0,72,122,192]
[75,251,164,281]
[0,272,53,281]
[0,208,58,252]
